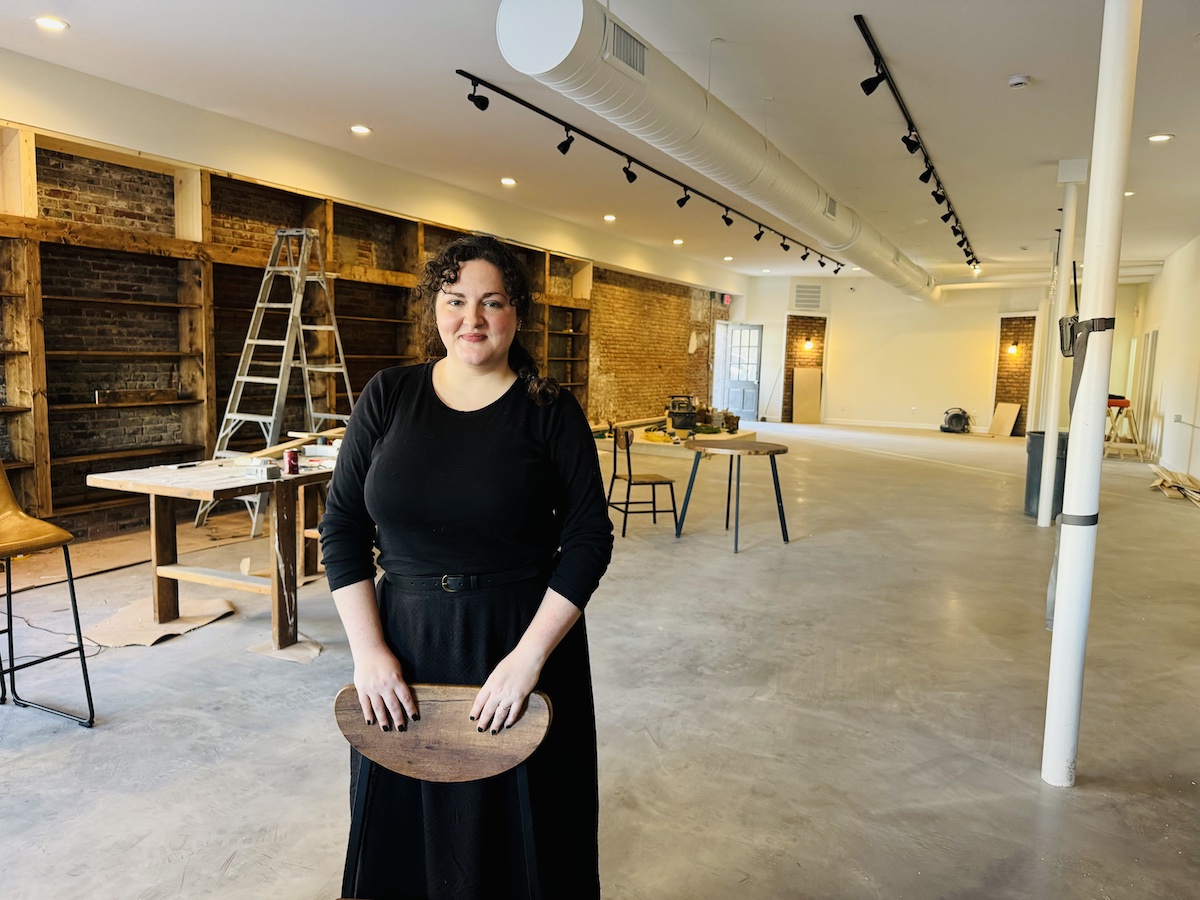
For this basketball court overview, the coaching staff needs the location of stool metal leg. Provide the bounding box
[4,547,95,727]
[733,456,742,552]
[675,451,703,537]
[770,456,790,543]
[725,456,734,530]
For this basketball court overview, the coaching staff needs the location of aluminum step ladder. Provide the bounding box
[196,227,354,535]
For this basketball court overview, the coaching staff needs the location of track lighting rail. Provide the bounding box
[455,69,846,270]
[854,16,978,269]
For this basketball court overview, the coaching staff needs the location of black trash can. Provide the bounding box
[1025,431,1068,518]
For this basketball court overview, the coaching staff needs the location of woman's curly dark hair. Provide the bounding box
[415,234,560,406]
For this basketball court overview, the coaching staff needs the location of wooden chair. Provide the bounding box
[335,683,551,899]
[0,464,95,727]
[606,427,678,537]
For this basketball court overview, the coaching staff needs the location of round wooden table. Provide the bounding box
[675,439,789,552]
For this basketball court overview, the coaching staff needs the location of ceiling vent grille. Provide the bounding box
[791,283,824,312]
[824,196,838,219]
[609,23,646,75]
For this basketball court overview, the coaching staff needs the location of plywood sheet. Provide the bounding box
[988,402,1021,436]
[85,596,234,647]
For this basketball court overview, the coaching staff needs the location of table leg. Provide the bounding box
[149,494,179,623]
[770,456,790,543]
[725,456,734,530]
[299,483,321,578]
[270,481,298,650]
[675,451,703,538]
[733,456,742,553]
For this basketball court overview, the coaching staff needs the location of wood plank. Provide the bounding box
[155,564,271,595]
[175,168,204,241]
[332,262,418,288]
[988,402,1021,436]
[270,479,298,648]
[51,399,203,410]
[51,443,205,466]
[335,684,551,782]
[0,212,200,258]
[42,294,200,309]
[150,495,180,622]
[0,127,37,216]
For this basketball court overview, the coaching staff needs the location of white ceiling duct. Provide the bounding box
[496,0,942,304]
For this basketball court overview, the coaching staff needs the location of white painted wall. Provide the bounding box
[1141,232,1200,473]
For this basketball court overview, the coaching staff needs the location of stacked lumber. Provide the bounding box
[1149,465,1200,507]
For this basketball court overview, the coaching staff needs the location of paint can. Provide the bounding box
[283,449,299,475]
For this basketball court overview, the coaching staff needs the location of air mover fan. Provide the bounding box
[940,407,971,433]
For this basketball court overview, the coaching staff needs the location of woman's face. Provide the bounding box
[435,259,518,373]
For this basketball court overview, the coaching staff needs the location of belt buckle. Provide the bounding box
[441,574,463,593]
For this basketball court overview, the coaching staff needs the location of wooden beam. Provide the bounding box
[0,128,37,217]
[174,168,204,241]
[0,212,200,258]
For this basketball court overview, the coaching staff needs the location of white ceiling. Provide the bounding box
[2,0,1198,288]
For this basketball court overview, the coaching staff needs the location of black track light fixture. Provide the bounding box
[919,163,935,184]
[931,187,946,205]
[940,210,954,223]
[834,263,843,274]
[957,236,967,248]
[449,71,858,274]
[818,256,827,268]
[780,239,791,252]
[800,248,810,261]
[901,131,921,154]
[861,68,888,96]
[951,224,963,237]
[467,81,489,111]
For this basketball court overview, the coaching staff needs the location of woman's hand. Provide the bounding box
[471,646,542,735]
[353,646,419,732]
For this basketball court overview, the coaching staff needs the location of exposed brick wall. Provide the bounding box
[334,280,417,392]
[782,315,827,422]
[36,148,175,236]
[547,256,574,297]
[210,177,306,254]
[334,206,399,271]
[589,269,726,423]
[38,246,193,528]
[996,316,1036,436]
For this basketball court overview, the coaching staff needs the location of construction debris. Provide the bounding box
[1148,465,1200,507]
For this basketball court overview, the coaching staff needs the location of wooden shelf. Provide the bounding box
[41,295,202,310]
[0,405,32,415]
[560,382,586,387]
[45,350,202,359]
[548,330,588,337]
[549,357,588,362]
[0,348,29,357]
[50,496,145,517]
[0,291,25,298]
[346,354,416,361]
[339,315,413,325]
[51,443,206,466]
[49,399,204,411]
[0,459,34,471]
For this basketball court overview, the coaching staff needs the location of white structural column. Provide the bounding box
[1041,0,1142,787]
[1037,160,1088,528]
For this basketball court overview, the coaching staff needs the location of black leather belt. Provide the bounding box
[384,564,544,593]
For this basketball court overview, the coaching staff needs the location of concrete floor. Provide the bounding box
[1,423,1197,899]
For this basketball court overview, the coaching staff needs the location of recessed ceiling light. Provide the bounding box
[672,238,683,245]
[762,268,771,274]
[500,177,517,186]
[34,15,69,31]
[1147,133,1174,142]
[603,214,616,222]
[1124,190,1135,196]
[851,266,861,271]
[723,256,733,261]
[350,124,371,135]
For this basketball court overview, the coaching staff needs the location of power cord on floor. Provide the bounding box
[3,612,105,662]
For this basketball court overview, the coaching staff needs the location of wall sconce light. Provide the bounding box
[804,338,814,350]
[1008,341,1019,355]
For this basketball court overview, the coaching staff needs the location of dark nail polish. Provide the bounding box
[382,725,390,732]
[469,716,475,721]
[412,714,420,721]
[505,724,513,730]
[365,720,373,727]
[399,724,406,732]
[477,726,483,733]
[490,730,497,735]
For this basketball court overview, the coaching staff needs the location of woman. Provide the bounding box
[320,234,613,899]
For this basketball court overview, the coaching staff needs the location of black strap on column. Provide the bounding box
[1060,513,1099,526]
[1068,317,1117,413]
